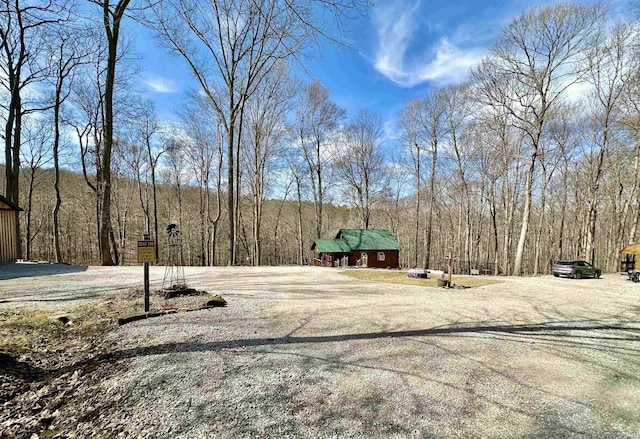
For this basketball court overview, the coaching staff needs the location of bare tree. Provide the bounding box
[335,109,385,229]
[398,99,424,267]
[297,80,345,238]
[398,92,447,269]
[547,105,579,263]
[161,135,189,261]
[90,0,132,265]
[45,23,91,263]
[271,177,293,265]
[131,100,165,260]
[581,23,637,265]
[285,144,307,265]
[378,160,408,244]
[242,63,295,265]
[420,91,447,269]
[442,85,473,273]
[622,69,640,243]
[111,139,136,264]
[472,3,603,275]
[150,0,316,264]
[20,119,52,260]
[67,18,140,265]
[1,0,67,257]
[181,94,221,266]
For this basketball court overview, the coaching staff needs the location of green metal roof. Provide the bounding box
[336,229,400,251]
[312,229,400,253]
[311,239,352,253]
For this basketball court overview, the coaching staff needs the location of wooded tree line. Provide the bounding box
[2,1,639,274]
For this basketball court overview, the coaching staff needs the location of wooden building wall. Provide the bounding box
[0,207,18,264]
[348,250,399,269]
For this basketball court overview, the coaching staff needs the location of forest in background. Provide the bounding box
[2,1,640,274]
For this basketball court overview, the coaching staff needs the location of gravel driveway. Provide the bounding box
[2,265,640,438]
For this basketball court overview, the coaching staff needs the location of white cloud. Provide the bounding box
[564,80,592,103]
[373,0,487,87]
[383,118,399,141]
[144,75,178,93]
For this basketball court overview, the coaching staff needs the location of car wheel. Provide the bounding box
[553,273,559,277]
[573,272,580,279]
[594,271,601,279]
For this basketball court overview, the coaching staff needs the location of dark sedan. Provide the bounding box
[552,260,601,279]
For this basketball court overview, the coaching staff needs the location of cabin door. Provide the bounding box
[361,252,368,267]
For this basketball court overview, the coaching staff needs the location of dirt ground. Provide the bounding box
[1,264,640,438]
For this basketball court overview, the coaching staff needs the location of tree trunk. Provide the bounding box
[513,149,537,276]
[150,161,159,261]
[490,181,499,275]
[295,174,304,265]
[316,139,323,239]
[25,172,35,260]
[4,72,23,260]
[414,179,420,268]
[52,89,63,263]
[533,168,548,276]
[558,160,569,259]
[99,1,130,266]
[227,102,235,265]
[200,180,206,266]
[424,147,437,269]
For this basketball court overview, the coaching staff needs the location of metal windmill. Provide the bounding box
[162,224,186,290]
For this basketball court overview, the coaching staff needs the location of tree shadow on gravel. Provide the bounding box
[241,347,632,439]
[104,319,640,361]
[76,318,640,439]
[105,323,639,439]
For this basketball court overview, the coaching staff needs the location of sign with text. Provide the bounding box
[137,240,155,263]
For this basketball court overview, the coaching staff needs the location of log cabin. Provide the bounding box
[312,229,400,268]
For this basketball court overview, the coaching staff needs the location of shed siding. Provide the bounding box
[0,209,18,264]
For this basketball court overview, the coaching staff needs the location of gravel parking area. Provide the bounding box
[2,265,640,438]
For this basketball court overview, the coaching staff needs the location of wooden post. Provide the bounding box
[448,253,453,287]
[143,233,150,312]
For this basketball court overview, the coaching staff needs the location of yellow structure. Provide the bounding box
[619,243,640,272]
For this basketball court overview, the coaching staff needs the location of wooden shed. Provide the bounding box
[312,229,400,268]
[619,242,640,273]
[0,194,22,264]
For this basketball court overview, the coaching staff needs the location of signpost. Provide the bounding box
[138,235,155,312]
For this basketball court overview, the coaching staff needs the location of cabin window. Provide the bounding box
[378,252,385,261]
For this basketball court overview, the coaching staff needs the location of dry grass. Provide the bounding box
[340,269,503,288]
[0,287,221,439]
[0,288,215,366]
[0,304,114,366]
[0,302,119,434]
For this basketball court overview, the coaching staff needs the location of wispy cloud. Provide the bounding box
[144,75,178,93]
[383,118,399,141]
[564,80,593,103]
[373,0,487,87]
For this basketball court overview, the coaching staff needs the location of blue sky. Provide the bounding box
[132,0,634,141]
